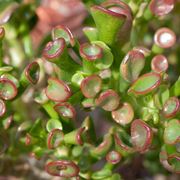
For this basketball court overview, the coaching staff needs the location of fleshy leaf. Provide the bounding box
[45,78,71,102]
[149,0,175,16]
[52,25,75,46]
[112,102,134,125]
[80,43,103,61]
[163,97,180,118]
[47,129,64,149]
[46,118,63,132]
[154,27,176,49]
[120,49,145,82]
[54,102,76,119]
[0,78,18,100]
[128,72,161,95]
[131,119,153,152]
[45,160,80,178]
[96,89,120,111]
[164,119,180,144]
[151,54,168,73]
[80,75,102,98]
[106,150,121,164]
[83,27,98,42]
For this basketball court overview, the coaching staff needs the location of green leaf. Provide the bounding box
[164,119,180,144]
[170,76,180,97]
[46,118,63,132]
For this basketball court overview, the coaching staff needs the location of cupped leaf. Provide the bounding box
[0,99,6,117]
[120,49,145,83]
[128,72,161,95]
[92,41,114,69]
[80,43,103,61]
[90,0,131,46]
[43,38,66,60]
[54,102,76,119]
[131,119,153,152]
[160,148,180,173]
[168,155,180,173]
[0,78,18,100]
[46,118,63,132]
[80,75,102,98]
[90,134,113,159]
[52,25,75,46]
[163,97,180,118]
[96,89,120,111]
[151,54,168,73]
[133,46,150,57]
[106,150,121,164]
[149,0,175,16]
[71,72,84,87]
[1,73,19,88]
[45,160,80,178]
[64,127,85,146]
[47,129,64,149]
[45,77,71,102]
[20,61,40,87]
[43,38,79,72]
[114,130,134,154]
[154,27,176,49]
[83,27,98,42]
[164,119,180,144]
[112,102,134,125]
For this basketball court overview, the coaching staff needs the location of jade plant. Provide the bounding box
[0,0,180,179]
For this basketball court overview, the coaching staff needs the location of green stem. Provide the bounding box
[42,102,59,119]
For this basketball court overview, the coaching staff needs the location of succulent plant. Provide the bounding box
[0,0,179,179]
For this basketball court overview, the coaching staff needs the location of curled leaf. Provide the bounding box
[120,49,145,82]
[45,77,71,102]
[163,97,180,118]
[128,72,161,95]
[20,61,40,86]
[64,127,85,145]
[90,134,113,158]
[149,0,175,16]
[46,118,63,132]
[79,43,103,61]
[47,129,64,149]
[80,75,102,98]
[52,25,75,46]
[114,130,134,153]
[96,89,120,111]
[154,27,176,49]
[106,150,121,164]
[83,27,98,41]
[151,55,168,73]
[45,160,80,177]
[42,38,66,61]
[164,119,180,144]
[112,102,134,125]
[0,78,18,100]
[54,102,76,119]
[131,119,153,152]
